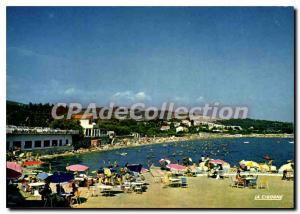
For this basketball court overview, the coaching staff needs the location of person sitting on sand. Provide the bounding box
[71,183,78,196]
[235,169,245,186]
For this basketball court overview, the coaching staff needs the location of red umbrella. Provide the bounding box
[23,160,44,166]
[66,164,89,172]
[166,164,186,171]
[209,159,227,165]
[7,162,22,179]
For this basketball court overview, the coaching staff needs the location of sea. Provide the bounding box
[44,137,294,172]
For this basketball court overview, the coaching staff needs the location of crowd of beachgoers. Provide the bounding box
[7,151,294,208]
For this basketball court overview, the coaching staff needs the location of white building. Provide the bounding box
[73,114,106,137]
[176,126,189,133]
[6,126,78,153]
[173,122,181,128]
[160,125,170,131]
[181,119,192,127]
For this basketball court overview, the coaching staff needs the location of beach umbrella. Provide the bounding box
[45,172,74,183]
[209,159,227,165]
[7,162,22,180]
[104,168,111,177]
[279,163,294,172]
[37,172,51,180]
[166,164,186,172]
[239,160,260,168]
[66,164,89,172]
[23,160,44,167]
[127,164,143,173]
[259,164,269,172]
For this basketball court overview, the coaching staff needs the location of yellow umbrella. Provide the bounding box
[240,160,260,168]
[104,168,111,177]
[259,164,270,172]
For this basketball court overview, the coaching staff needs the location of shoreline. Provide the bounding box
[40,133,294,161]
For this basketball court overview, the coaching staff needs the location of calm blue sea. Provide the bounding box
[45,137,294,171]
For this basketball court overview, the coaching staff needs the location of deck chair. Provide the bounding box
[231,176,245,188]
[259,177,269,190]
[181,177,188,188]
[124,181,133,193]
[248,176,258,189]
[134,184,143,194]
[90,185,99,197]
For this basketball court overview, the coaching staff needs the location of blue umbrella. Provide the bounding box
[110,168,116,173]
[127,164,143,173]
[46,172,74,183]
[37,172,50,180]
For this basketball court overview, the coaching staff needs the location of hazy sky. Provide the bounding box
[7,7,294,121]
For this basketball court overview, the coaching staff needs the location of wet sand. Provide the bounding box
[75,173,294,208]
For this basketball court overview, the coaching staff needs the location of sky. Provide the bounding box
[7,7,294,122]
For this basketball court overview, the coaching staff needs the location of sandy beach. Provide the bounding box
[73,172,294,208]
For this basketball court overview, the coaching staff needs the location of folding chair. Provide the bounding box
[181,177,188,188]
[259,177,269,190]
[134,184,143,194]
[229,176,238,188]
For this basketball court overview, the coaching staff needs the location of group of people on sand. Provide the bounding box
[38,181,79,206]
